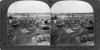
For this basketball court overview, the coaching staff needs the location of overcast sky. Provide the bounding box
[8,1,93,13]
[8,1,50,13]
[51,1,93,13]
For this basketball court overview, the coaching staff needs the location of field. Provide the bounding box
[7,13,94,46]
[7,13,51,46]
[51,13,94,46]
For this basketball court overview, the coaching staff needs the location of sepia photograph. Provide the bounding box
[51,1,94,46]
[7,1,51,46]
[6,0,94,46]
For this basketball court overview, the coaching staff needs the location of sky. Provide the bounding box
[8,1,93,14]
[8,1,50,13]
[51,1,93,13]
